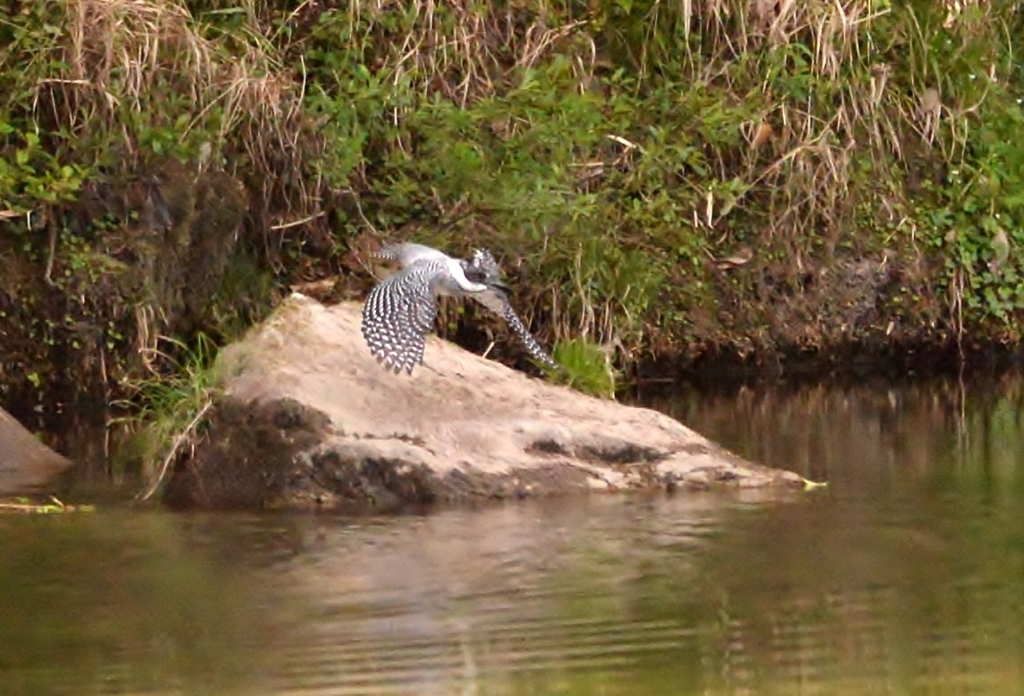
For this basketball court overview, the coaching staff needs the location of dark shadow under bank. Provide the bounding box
[10,339,1024,443]
[633,340,1024,395]
[10,335,1024,419]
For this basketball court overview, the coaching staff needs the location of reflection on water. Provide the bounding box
[3,375,1024,695]
[657,372,1024,494]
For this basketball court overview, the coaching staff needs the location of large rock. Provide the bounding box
[164,295,802,511]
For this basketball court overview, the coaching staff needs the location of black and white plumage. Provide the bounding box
[361,243,559,375]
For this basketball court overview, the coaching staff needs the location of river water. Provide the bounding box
[2,374,1024,695]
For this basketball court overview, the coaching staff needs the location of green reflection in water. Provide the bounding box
[2,376,1024,695]
[0,511,302,696]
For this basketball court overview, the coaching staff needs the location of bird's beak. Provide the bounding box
[487,279,512,293]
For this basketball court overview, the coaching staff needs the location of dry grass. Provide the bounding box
[0,496,94,514]
[662,0,1014,263]
[38,0,319,219]
[347,0,596,105]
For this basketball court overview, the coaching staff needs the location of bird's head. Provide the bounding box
[463,248,511,293]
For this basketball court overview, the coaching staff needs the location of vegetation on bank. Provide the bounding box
[1,0,1024,416]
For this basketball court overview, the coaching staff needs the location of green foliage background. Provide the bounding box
[1,0,1024,406]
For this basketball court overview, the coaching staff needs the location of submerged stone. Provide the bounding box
[164,294,802,511]
[0,407,72,495]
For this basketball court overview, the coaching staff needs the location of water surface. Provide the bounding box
[3,375,1024,695]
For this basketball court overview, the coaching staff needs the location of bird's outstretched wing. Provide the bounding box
[375,243,447,268]
[472,288,560,371]
[361,261,441,374]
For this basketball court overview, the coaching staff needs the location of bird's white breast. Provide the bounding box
[446,257,487,293]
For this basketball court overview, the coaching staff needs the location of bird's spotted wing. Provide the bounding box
[361,262,440,374]
[472,288,560,371]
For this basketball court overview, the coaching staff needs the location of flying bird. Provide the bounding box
[361,242,558,375]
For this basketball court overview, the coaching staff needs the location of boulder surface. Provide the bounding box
[164,294,802,511]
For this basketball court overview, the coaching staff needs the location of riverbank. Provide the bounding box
[1,1,1023,419]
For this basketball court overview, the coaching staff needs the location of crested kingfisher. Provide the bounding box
[361,243,558,375]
